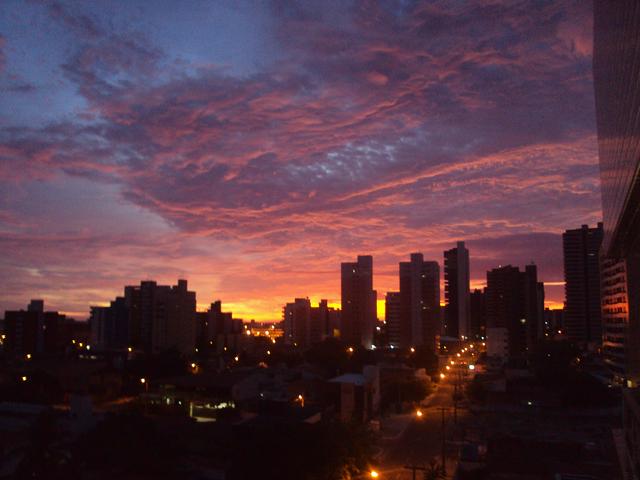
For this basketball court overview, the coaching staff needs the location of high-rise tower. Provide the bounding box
[444,241,470,339]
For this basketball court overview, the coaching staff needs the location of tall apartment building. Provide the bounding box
[385,291,401,348]
[3,300,75,357]
[562,223,604,346]
[90,296,129,350]
[469,288,486,340]
[283,298,335,348]
[594,3,640,474]
[91,279,196,355]
[196,300,243,353]
[398,253,440,350]
[341,256,376,348]
[444,241,470,339]
[485,265,543,362]
[283,298,312,347]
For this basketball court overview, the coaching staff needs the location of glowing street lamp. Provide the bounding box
[21,376,28,382]
[440,373,446,379]
[446,365,450,370]
[416,409,423,418]
[370,470,379,478]
[468,364,475,370]
[410,347,415,353]
[347,347,354,353]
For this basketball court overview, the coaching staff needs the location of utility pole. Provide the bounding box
[403,464,426,480]
[438,407,448,476]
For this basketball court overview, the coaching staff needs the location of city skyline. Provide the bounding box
[0,1,599,320]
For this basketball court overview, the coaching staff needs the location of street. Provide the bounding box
[377,350,476,479]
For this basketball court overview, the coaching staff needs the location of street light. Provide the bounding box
[370,470,379,478]
[416,409,423,418]
[468,364,475,370]
[440,373,446,379]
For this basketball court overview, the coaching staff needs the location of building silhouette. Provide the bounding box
[444,241,470,339]
[341,256,376,349]
[594,0,640,389]
[4,300,76,357]
[469,288,487,340]
[562,224,603,347]
[385,291,401,348]
[485,265,543,362]
[398,253,440,350]
[594,3,640,473]
[283,298,337,348]
[91,279,196,355]
[196,300,243,353]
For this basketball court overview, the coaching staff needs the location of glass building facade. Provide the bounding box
[593,0,640,257]
[593,0,640,387]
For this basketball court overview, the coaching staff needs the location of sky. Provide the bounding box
[0,0,601,321]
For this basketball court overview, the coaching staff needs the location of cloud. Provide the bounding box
[0,0,601,318]
[0,34,5,72]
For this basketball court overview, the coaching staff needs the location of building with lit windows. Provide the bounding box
[594,2,640,475]
[601,258,630,384]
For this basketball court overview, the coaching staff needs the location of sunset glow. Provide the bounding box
[0,1,598,321]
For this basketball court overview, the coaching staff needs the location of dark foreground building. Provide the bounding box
[594,1,640,477]
[341,256,376,349]
[398,253,440,350]
[562,223,603,347]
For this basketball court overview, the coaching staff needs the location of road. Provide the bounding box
[377,354,476,479]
